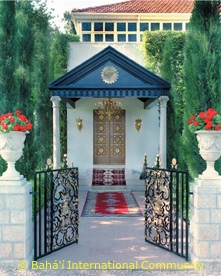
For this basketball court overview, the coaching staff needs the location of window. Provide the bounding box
[105,34,114,42]
[94,22,103,31]
[128,22,137,31]
[105,22,114,31]
[128,34,136,42]
[140,23,149,31]
[82,34,91,42]
[117,22,126,31]
[163,23,172,30]
[174,23,182,31]
[151,23,160,31]
[186,23,189,30]
[82,22,91,31]
[118,34,126,42]
[95,34,103,42]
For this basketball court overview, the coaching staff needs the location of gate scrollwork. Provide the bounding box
[50,168,79,250]
[144,169,172,249]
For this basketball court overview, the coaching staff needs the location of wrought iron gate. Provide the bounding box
[33,167,79,260]
[144,158,189,260]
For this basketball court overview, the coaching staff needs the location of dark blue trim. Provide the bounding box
[48,46,170,98]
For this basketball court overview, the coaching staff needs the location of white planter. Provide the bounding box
[0,131,27,179]
[196,130,221,178]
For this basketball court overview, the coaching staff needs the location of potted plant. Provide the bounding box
[0,110,32,179]
[188,108,221,178]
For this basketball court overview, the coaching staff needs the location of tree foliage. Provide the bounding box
[62,11,76,34]
[0,1,54,178]
[143,31,186,169]
[182,0,221,178]
[0,1,79,178]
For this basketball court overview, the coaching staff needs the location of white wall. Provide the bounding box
[66,42,160,176]
[68,42,145,69]
[67,98,159,174]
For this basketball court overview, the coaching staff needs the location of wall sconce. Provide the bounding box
[76,117,83,131]
[135,118,142,131]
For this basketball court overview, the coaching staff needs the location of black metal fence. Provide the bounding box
[33,167,79,260]
[144,159,189,260]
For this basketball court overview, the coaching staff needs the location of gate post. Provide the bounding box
[0,179,33,268]
[189,177,221,264]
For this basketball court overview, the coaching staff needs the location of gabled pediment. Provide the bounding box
[48,46,170,102]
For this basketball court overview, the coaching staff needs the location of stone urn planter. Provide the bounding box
[0,131,27,179]
[196,130,221,178]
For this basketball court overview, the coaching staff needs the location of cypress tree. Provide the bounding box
[0,1,17,111]
[15,1,36,178]
[182,0,221,179]
[32,4,54,169]
[0,1,17,174]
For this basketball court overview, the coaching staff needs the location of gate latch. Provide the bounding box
[29,191,37,195]
[187,192,193,195]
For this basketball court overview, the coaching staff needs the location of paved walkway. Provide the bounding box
[1,189,220,275]
[39,190,187,266]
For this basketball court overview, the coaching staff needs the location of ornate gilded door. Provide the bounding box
[93,110,125,165]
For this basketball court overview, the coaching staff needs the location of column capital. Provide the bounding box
[159,96,169,108]
[50,96,61,107]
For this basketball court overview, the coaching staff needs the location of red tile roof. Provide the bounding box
[72,0,194,14]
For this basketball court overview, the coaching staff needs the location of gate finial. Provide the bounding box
[171,158,178,169]
[154,154,162,168]
[140,153,149,179]
[46,157,53,170]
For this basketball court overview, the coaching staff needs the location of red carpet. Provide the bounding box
[81,191,143,217]
[92,168,126,186]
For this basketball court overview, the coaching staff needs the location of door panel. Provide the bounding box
[93,110,125,165]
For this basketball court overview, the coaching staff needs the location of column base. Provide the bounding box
[0,177,26,185]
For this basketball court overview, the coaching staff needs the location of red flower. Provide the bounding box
[193,120,199,126]
[199,112,205,119]
[15,110,21,115]
[204,117,211,123]
[2,123,8,130]
[8,117,15,123]
[215,125,220,131]
[205,121,213,130]
[207,108,217,116]
[0,110,32,133]
[27,122,32,131]
[13,125,20,131]
[188,115,195,124]
[19,126,27,132]
[18,115,27,121]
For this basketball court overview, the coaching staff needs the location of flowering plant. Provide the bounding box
[188,108,221,132]
[0,110,32,133]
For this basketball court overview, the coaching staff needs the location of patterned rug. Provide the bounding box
[92,168,126,186]
[81,191,143,217]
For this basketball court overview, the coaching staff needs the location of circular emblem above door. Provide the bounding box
[101,66,118,84]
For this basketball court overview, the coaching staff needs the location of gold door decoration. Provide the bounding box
[93,110,125,165]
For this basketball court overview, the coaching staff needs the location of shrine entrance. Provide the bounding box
[93,110,125,165]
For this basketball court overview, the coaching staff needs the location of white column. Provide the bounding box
[159,96,169,168]
[51,96,61,169]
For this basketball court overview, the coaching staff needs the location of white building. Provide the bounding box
[49,0,193,188]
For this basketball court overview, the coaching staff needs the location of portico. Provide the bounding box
[49,46,170,175]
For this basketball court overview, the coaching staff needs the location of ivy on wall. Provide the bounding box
[51,33,80,159]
